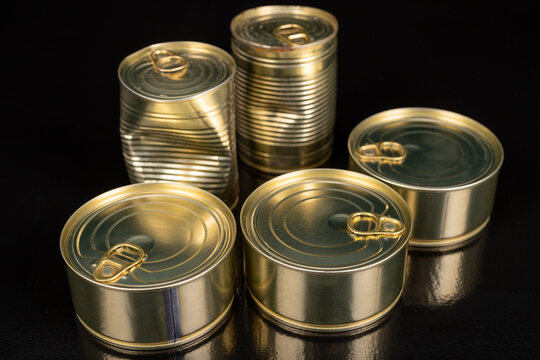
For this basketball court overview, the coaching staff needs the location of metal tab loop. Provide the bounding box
[94,243,146,283]
[273,24,310,46]
[149,49,188,75]
[357,142,406,164]
[347,212,405,240]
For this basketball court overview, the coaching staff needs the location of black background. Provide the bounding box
[4,1,540,359]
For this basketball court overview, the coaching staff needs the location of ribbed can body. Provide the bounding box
[231,6,338,173]
[118,41,239,209]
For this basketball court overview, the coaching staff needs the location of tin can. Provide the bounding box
[60,183,236,350]
[240,169,412,332]
[231,6,338,173]
[118,41,239,209]
[348,107,503,248]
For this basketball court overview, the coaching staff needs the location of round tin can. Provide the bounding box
[348,107,503,248]
[240,169,412,332]
[118,41,239,209]
[231,6,338,173]
[60,183,236,350]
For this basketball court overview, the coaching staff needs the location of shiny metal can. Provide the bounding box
[231,6,338,173]
[60,183,236,350]
[118,41,239,209]
[240,169,412,332]
[348,107,503,248]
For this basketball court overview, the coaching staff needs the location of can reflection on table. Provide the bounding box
[403,228,488,308]
[231,6,338,173]
[248,295,398,360]
[118,41,239,209]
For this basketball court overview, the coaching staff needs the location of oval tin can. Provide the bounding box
[60,183,236,350]
[231,6,338,173]
[348,107,504,248]
[240,169,412,332]
[118,41,239,209]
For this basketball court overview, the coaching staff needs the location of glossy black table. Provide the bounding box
[4,1,539,359]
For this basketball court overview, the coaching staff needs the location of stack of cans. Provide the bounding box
[231,6,338,173]
[118,41,239,209]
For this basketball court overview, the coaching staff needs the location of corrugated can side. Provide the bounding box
[118,41,239,209]
[231,6,338,173]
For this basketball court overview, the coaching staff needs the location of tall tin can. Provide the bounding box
[240,169,412,332]
[60,183,237,350]
[231,6,338,173]
[348,107,504,248]
[118,41,239,209]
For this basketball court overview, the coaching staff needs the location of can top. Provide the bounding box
[118,41,235,101]
[231,5,337,50]
[348,108,504,190]
[240,169,411,272]
[60,183,236,290]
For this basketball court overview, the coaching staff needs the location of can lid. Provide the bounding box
[60,183,236,290]
[348,108,504,190]
[118,41,234,101]
[231,6,337,50]
[240,169,411,272]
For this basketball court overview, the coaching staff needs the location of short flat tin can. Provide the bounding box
[348,107,503,248]
[60,183,236,350]
[240,168,412,332]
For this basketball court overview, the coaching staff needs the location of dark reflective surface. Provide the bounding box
[6,1,539,359]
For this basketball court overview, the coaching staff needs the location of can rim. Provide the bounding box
[230,5,338,51]
[117,41,236,103]
[60,182,236,292]
[348,107,504,192]
[240,168,412,274]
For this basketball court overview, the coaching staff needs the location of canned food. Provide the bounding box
[231,6,338,173]
[60,183,236,350]
[118,41,239,209]
[240,169,412,332]
[348,107,503,248]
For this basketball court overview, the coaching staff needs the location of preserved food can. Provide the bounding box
[348,107,503,248]
[240,169,412,332]
[231,6,338,173]
[60,183,236,350]
[118,41,239,209]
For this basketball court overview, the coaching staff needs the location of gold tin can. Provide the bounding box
[240,169,412,332]
[60,183,236,350]
[118,41,239,209]
[348,107,503,248]
[231,6,338,173]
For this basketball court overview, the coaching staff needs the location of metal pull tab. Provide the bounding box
[357,142,407,164]
[94,243,146,283]
[347,212,405,240]
[149,49,188,76]
[273,24,310,46]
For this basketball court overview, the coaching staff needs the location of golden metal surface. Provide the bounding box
[357,142,406,164]
[93,243,146,284]
[61,183,237,349]
[241,169,412,332]
[347,212,405,241]
[118,41,239,209]
[231,6,338,173]
[348,107,503,247]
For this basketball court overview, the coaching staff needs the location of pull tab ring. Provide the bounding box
[149,49,188,75]
[273,24,310,46]
[94,243,146,283]
[347,212,405,240]
[357,142,407,164]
